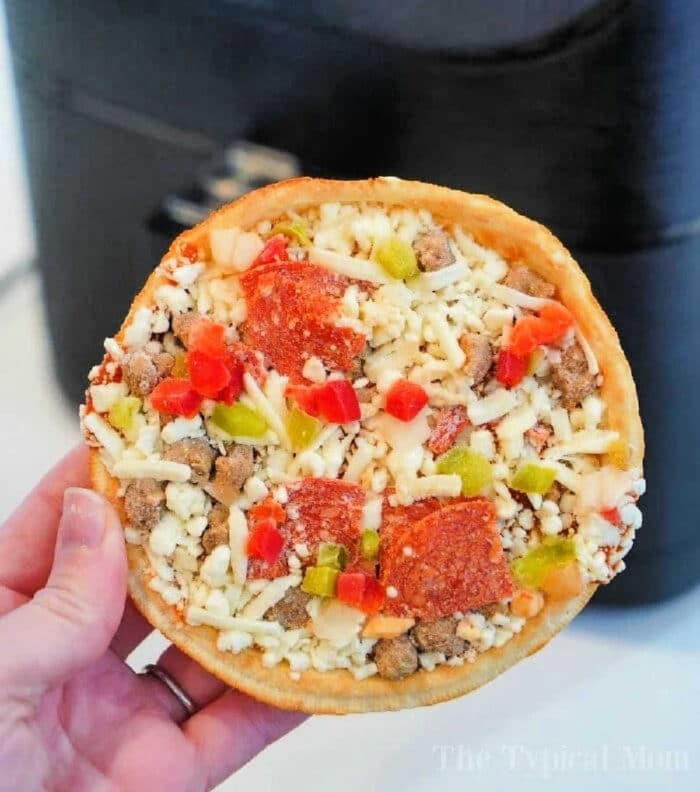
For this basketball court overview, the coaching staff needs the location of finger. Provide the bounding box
[110,599,153,660]
[184,690,307,788]
[0,488,127,690]
[0,585,27,616]
[0,446,90,596]
[140,644,228,719]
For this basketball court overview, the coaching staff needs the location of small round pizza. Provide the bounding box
[81,177,644,713]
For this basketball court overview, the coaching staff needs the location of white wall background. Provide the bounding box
[0,4,34,276]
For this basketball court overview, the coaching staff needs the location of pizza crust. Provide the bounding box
[89,177,643,713]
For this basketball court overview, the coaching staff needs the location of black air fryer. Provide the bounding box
[6,0,699,603]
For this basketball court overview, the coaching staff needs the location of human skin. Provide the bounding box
[0,446,305,792]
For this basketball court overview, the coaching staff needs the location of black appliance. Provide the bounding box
[6,0,699,604]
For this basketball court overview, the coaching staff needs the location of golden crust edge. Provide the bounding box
[88,176,643,714]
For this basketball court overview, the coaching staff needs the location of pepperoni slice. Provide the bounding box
[379,500,514,619]
[228,341,266,384]
[240,261,365,383]
[427,405,469,456]
[379,493,469,553]
[247,478,365,579]
[380,496,444,559]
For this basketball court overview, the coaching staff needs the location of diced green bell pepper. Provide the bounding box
[286,406,321,451]
[301,565,339,597]
[108,396,142,439]
[510,463,557,496]
[511,537,577,588]
[317,542,347,570]
[436,446,493,496]
[269,221,311,247]
[211,402,267,438]
[374,236,419,280]
[361,529,380,560]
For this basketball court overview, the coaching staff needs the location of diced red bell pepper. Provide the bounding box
[538,302,574,343]
[509,316,545,358]
[336,571,365,609]
[600,507,623,527]
[180,241,199,262]
[539,300,574,338]
[287,384,322,417]
[247,518,285,564]
[249,497,286,525]
[385,379,429,422]
[495,348,529,388]
[509,302,575,357]
[291,380,360,423]
[216,355,245,405]
[187,350,231,398]
[336,571,386,615]
[188,318,227,360]
[253,235,289,267]
[314,380,361,423]
[149,378,203,418]
[360,575,386,615]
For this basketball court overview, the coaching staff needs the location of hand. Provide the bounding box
[0,447,305,791]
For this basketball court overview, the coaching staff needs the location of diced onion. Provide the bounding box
[576,466,634,512]
[209,228,265,273]
[210,228,239,268]
[232,232,264,272]
[311,600,364,648]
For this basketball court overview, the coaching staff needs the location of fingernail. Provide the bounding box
[61,488,107,549]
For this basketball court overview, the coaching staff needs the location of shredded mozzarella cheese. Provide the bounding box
[112,458,191,482]
[83,412,125,460]
[468,389,518,425]
[310,247,392,284]
[243,372,291,450]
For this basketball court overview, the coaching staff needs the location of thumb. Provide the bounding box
[0,488,127,690]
